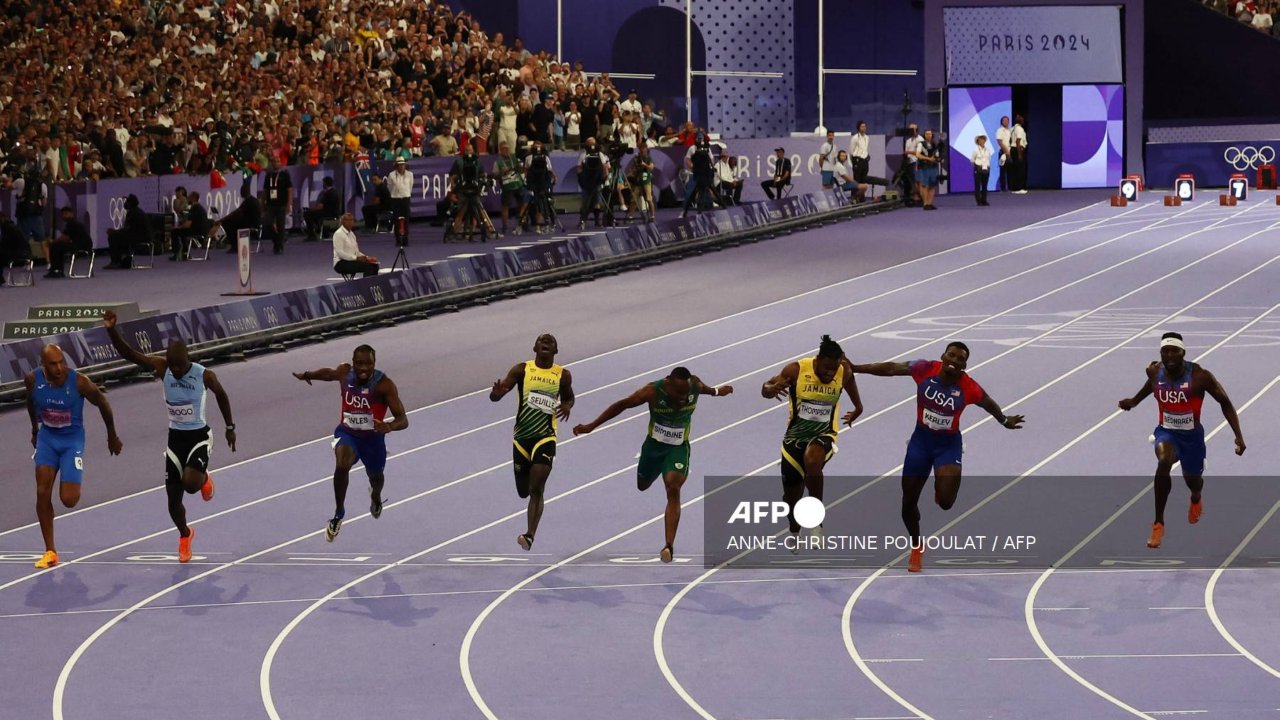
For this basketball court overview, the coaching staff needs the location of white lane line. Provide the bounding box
[658,204,1268,719]
[1205,496,1280,679]
[989,653,1242,661]
[0,199,1111,539]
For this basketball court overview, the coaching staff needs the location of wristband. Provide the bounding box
[226,424,236,432]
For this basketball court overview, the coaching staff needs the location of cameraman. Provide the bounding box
[605,139,634,217]
[681,132,720,217]
[626,142,656,222]
[493,142,530,236]
[524,141,557,229]
[576,137,609,229]
[448,143,488,236]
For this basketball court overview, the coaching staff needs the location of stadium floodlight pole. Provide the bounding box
[816,0,825,134]
[686,0,693,124]
[557,0,562,61]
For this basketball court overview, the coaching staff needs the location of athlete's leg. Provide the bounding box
[166,477,189,536]
[663,470,687,550]
[802,441,828,506]
[1153,440,1178,526]
[333,443,357,517]
[58,480,81,509]
[35,465,58,552]
[933,465,961,510]
[900,475,929,546]
[524,461,551,540]
[780,442,806,534]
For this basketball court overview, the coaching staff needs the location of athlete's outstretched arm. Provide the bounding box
[841,359,864,426]
[78,374,123,455]
[573,383,654,435]
[762,362,800,400]
[293,363,349,385]
[103,310,166,375]
[1202,368,1245,455]
[976,391,1023,429]
[557,368,575,421]
[1117,363,1156,411]
[849,360,911,376]
[693,376,733,398]
[24,371,37,448]
[374,378,410,433]
[489,363,525,401]
[204,369,237,451]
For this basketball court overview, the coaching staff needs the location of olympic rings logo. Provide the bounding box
[107,197,127,229]
[134,332,152,354]
[1223,145,1276,171]
[371,286,386,305]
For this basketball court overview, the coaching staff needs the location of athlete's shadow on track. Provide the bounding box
[169,570,251,616]
[25,571,126,613]
[331,574,438,627]
[529,581,628,609]
[655,585,785,621]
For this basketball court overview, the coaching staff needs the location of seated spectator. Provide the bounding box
[761,147,792,199]
[361,174,394,229]
[218,182,264,254]
[105,194,150,269]
[45,207,92,279]
[332,213,379,278]
[832,150,868,202]
[715,151,743,206]
[170,190,210,261]
[303,177,341,241]
[0,215,32,285]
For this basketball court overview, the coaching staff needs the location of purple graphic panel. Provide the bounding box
[1062,85,1124,189]
[947,87,1012,193]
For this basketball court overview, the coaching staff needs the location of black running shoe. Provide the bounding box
[370,487,383,519]
[325,516,343,542]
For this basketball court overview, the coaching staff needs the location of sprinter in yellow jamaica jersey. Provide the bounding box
[490,334,576,551]
[761,335,862,540]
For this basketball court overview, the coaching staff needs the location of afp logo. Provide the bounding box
[727,497,825,529]
[1223,145,1275,171]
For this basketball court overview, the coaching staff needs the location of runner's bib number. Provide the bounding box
[797,400,834,424]
[526,391,559,415]
[167,403,195,423]
[343,412,374,431]
[1161,411,1194,431]
[40,409,71,428]
[651,423,687,445]
[922,407,956,432]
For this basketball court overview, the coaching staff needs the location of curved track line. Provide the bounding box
[1204,493,1280,680]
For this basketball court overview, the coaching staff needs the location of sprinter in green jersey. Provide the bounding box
[574,366,732,562]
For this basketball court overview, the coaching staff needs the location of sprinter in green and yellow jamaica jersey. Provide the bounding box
[574,366,732,562]
[491,334,575,551]
[761,335,863,539]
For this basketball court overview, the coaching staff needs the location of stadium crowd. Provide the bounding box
[1203,0,1279,34]
[0,0,692,189]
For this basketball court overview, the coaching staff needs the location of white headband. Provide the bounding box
[1160,337,1186,351]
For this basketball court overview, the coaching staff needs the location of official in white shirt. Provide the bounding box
[386,156,414,221]
[332,213,379,278]
[971,135,993,206]
[849,121,871,182]
[995,116,1012,192]
[818,130,837,189]
[1009,115,1029,193]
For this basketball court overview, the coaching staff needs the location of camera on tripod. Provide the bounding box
[458,154,485,195]
[605,141,632,163]
[395,216,409,247]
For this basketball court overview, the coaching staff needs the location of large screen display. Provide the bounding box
[944,6,1123,85]
[947,86,1012,193]
[1062,84,1124,188]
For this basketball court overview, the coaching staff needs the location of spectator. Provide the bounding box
[332,213,379,278]
[761,147,792,199]
[171,190,210,260]
[45,208,92,279]
[105,194,150,269]
[715,151,742,206]
[303,177,341,241]
[387,157,414,224]
[262,156,293,255]
[362,174,393,230]
[217,181,264,254]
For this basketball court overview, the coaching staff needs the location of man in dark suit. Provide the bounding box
[303,176,341,241]
[761,147,792,199]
